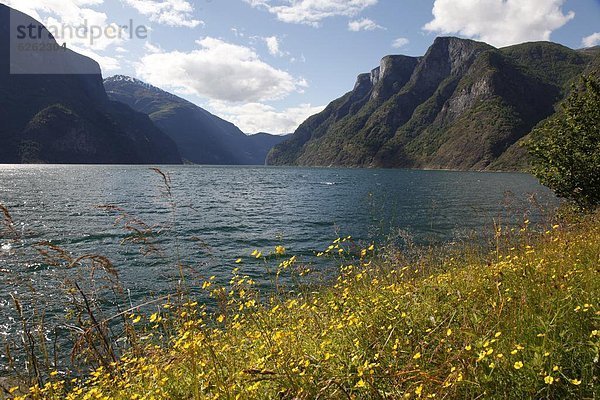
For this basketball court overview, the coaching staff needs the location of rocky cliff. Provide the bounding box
[0,5,181,164]
[267,37,600,170]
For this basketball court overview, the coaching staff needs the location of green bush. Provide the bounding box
[529,76,600,208]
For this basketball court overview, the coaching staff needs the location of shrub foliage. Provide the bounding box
[529,76,600,208]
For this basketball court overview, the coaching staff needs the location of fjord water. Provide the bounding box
[0,165,555,336]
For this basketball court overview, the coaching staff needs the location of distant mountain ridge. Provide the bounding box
[3,3,598,168]
[0,4,182,164]
[104,76,289,165]
[267,37,600,171]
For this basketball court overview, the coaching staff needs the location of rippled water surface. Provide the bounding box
[0,165,557,345]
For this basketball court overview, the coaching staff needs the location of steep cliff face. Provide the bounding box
[379,46,564,170]
[370,55,420,101]
[104,76,288,165]
[267,52,423,166]
[0,5,181,164]
[267,37,597,171]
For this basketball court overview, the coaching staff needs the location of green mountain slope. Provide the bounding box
[0,5,181,164]
[104,76,289,165]
[267,37,598,171]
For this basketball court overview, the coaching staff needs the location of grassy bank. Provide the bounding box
[8,212,600,399]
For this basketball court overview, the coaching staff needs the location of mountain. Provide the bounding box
[104,76,289,165]
[249,132,293,161]
[267,37,600,171]
[0,5,181,164]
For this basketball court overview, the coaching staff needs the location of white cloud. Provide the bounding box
[136,37,307,103]
[143,42,163,53]
[264,36,283,56]
[391,37,409,49]
[249,35,289,57]
[3,0,104,23]
[348,18,384,32]
[424,0,575,47]
[582,32,600,48]
[290,53,307,63]
[231,27,245,38]
[245,0,378,27]
[208,101,325,134]
[122,0,203,28]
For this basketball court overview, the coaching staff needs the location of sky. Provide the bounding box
[4,0,600,134]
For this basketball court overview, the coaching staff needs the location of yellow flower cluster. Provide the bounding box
[11,214,600,399]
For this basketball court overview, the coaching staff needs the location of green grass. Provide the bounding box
[9,212,600,399]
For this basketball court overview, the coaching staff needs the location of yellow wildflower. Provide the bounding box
[275,245,286,255]
[514,361,523,370]
[355,379,366,388]
[415,384,423,396]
